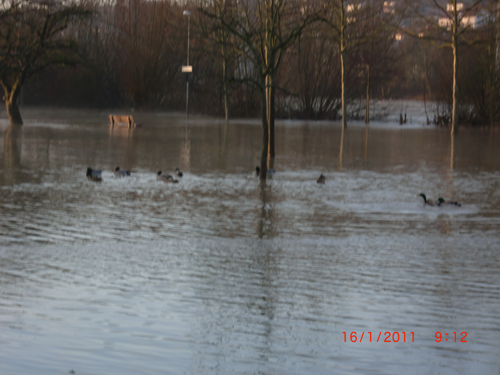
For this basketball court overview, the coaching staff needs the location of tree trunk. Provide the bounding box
[339,3,346,170]
[6,98,23,126]
[339,121,345,170]
[341,48,347,129]
[224,83,230,122]
[364,123,369,161]
[365,63,370,124]
[266,74,275,167]
[260,88,268,180]
[423,48,430,124]
[450,132,454,170]
[451,4,458,135]
[489,74,495,127]
[222,42,230,122]
[496,0,500,72]
[340,3,347,129]
[3,84,24,126]
[492,2,500,127]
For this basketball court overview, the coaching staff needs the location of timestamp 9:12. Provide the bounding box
[435,332,467,342]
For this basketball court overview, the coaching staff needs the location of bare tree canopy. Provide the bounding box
[0,0,91,125]
[402,0,486,134]
[200,0,318,179]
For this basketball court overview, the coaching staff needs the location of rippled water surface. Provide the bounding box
[1,109,500,375]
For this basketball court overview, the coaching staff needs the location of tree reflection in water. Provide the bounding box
[257,182,274,239]
[4,125,22,167]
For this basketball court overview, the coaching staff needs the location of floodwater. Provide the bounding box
[0,108,499,375]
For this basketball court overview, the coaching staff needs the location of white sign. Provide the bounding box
[182,65,193,73]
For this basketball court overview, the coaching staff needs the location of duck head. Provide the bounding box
[419,193,427,203]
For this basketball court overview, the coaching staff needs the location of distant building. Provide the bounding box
[383,1,396,14]
[438,3,487,30]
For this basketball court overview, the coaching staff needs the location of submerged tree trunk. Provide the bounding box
[260,88,269,180]
[339,121,345,170]
[450,132,455,170]
[4,124,22,166]
[266,74,275,167]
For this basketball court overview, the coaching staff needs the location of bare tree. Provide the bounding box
[0,0,91,125]
[291,22,342,120]
[113,0,184,109]
[197,0,237,121]
[201,0,317,179]
[321,0,366,128]
[403,0,486,135]
[358,0,402,124]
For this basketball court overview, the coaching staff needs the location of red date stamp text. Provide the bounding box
[343,331,414,343]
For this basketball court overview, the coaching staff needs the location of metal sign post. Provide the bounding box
[183,10,191,119]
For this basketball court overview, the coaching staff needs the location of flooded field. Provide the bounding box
[1,108,500,375]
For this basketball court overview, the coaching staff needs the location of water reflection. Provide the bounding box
[257,182,274,238]
[219,121,229,168]
[364,124,369,163]
[339,123,345,170]
[108,124,135,138]
[4,125,21,167]
[181,137,191,171]
[450,132,454,170]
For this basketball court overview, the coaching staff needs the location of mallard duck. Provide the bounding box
[419,193,436,206]
[175,168,183,177]
[157,170,179,183]
[115,166,131,177]
[317,173,326,184]
[437,197,461,207]
[86,167,102,182]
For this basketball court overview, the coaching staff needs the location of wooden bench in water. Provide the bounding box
[109,115,142,128]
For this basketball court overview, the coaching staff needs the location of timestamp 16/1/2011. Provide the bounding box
[343,331,468,343]
[343,332,414,343]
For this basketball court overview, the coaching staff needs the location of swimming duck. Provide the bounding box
[437,197,461,207]
[317,173,326,184]
[115,166,131,177]
[157,170,179,183]
[175,168,183,177]
[419,193,436,206]
[86,167,102,182]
